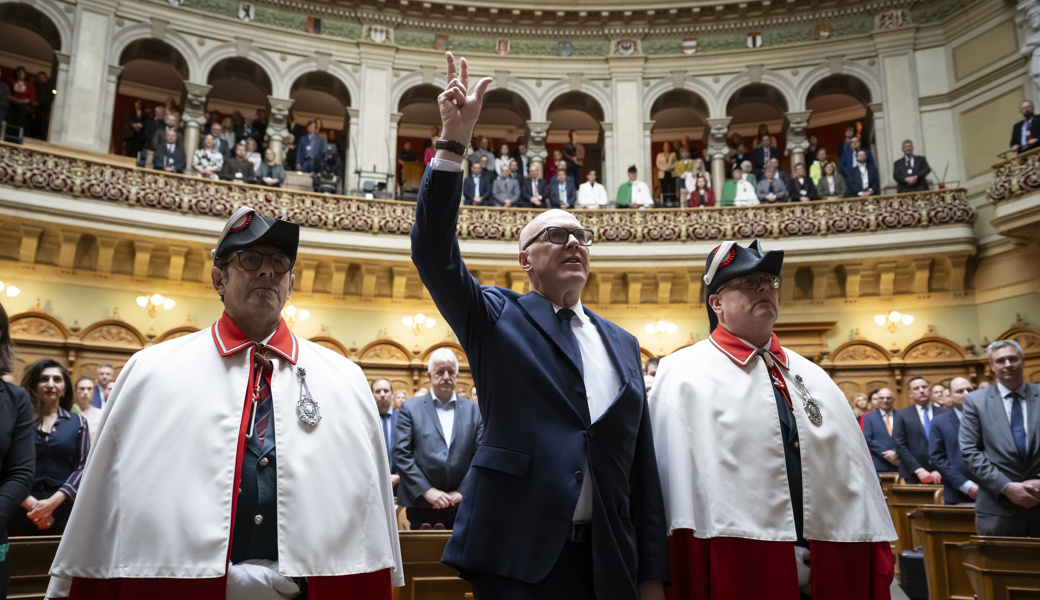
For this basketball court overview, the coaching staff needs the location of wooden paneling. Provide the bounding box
[7,535,61,600]
[909,505,976,600]
[396,531,471,600]
[887,484,943,561]
[962,536,1040,600]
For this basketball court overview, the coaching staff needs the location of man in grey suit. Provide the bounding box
[393,347,483,530]
[961,340,1040,536]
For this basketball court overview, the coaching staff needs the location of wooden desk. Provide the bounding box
[909,505,976,600]
[7,535,61,600]
[880,473,900,497]
[888,484,944,557]
[396,530,471,600]
[962,536,1040,599]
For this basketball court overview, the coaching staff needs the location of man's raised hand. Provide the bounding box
[438,52,493,148]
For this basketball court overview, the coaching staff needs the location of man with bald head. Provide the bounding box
[930,377,978,504]
[411,52,668,600]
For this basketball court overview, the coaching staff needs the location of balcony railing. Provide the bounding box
[0,142,975,243]
[988,145,1040,204]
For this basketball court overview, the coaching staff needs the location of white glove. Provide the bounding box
[226,560,301,600]
[794,545,811,594]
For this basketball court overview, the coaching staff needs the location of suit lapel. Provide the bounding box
[985,386,1018,453]
[1026,384,1040,452]
[518,293,583,377]
[423,395,447,443]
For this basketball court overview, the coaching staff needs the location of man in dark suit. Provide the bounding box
[753,134,780,178]
[1010,100,1040,154]
[839,136,876,180]
[463,162,491,205]
[893,376,947,484]
[930,377,978,504]
[372,378,400,487]
[512,140,530,175]
[893,140,932,193]
[961,340,1040,536]
[149,111,182,156]
[786,162,818,202]
[152,129,186,173]
[863,387,900,473]
[295,121,325,173]
[394,349,482,530]
[518,164,550,208]
[546,169,577,208]
[411,52,668,600]
[844,149,881,198]
[208,123,232,159]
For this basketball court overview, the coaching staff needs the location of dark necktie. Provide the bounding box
[922,406,931,439]
[556,308,584,377]
[254,352,273,447]
[1010,392,1027,457]
[381,412,392,452]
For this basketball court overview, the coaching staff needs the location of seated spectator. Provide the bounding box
[469,136,494,166]
[1009,100,1040,154]
[463,161,490,206]
[547,169,576,208]
[576,169,608,209]
[845,149,880,198]
[8,359,88,537]
[208,123,231,158]
[753,134,780,179]
[544,150,564,181]
[893,139,931,193]
[809,147,829,185]
[492,164,520,207]
[674,147,694,205]
[494,143,512,175]
[787,163,818,202]
[508,159,521,180]
[755,165,788,203]
[398,140,417,163]
[71,376,101,435]
[296,121,325,173]
[615,165,654,208]
[740,160,757,186]
[153,129,186,173]
[929,377,978,505]
[257,148,285,187]
[518,164,549,208]
[221,141,256,184]
[720,165,753,206]
[244,138,262,172]
[687,174,715,208]
[839,135,875,180]
[768,157,789,186]
[816,161,846,199]
[192,133,224,180]
[219,116,237,152]
[150,111,181,155]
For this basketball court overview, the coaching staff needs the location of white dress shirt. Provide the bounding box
[997,382,1029,437]
[434,392,458,450]
[858,164,870,191]
[553,299,622,522]
[577,181,608,208]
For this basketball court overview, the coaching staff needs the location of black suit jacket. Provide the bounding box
[412,165,669,598]
[518,177,550,208]
[152,143,187,173]
[893,404,946,483]
[546,178,576,208]
[787,176,818,201]
[1010,118,1040,152]
[893,155,932,193]
[463,174,491,205]
[929,410,974,504]
[843,164,881,198]
[753,146,780,176]
[0,382,35,545]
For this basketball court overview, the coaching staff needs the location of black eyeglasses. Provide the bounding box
[521,226,595,250]
[720,274,782,291]
[233,250,293,274]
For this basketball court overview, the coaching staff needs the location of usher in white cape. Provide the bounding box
[649,339,896,542]
[48,325,404,584]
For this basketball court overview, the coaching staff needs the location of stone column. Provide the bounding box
[607,57,648,197]
[182,82,212,160]
[704,117,733,200]
[873,23,923,187]
[100,65,124,153]
[356,44,396,190]
[59,5,115,151]
[48,52,71,144]
[389,112,403,194]
[526,120,551,178]
[783,110,813,169]
[265,96,293,165]
[345,107,360,192]
[600,121,615,191]
[643,121,655,190]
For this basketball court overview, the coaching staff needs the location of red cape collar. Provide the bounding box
[211,311,299,364]
[709,326,788,369]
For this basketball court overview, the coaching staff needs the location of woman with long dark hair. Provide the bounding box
[0,304,35,596]
[7,359,88,537]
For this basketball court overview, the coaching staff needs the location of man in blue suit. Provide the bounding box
[295,121,325,173]
[844,149,881,198]
[863,387,900,474]
[546,168,577,208]
[929,377,978,504]
[893,376,947,484]
[839,136,876,179]
[411,52,668,600]
[372,378,400,487]
[462,161,492,205]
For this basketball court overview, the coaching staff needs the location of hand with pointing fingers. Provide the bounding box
[436,52,493,157]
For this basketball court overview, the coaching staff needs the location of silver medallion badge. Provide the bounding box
[794,374,823,427]
[296,366,321,427]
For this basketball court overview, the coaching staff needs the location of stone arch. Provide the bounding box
[536,79,613,123]
[109,24,200,82]
[390,72,429,113]
[794,64,881,111]
[277,57,359,106]
[718,71,797,117]
[79,319,147,349]
[0,0,70,54]
[643,78,717,122]
[199,45,280,93]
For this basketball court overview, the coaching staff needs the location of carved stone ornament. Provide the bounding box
[832,344,889,363]
[904,341,956,360]
[9,317,65,340]
[360,342,410,362]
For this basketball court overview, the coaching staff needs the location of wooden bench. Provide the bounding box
[908,504,975,600]
[7,535,61,600]
[396,530,471,600]
[961,535,1040,599]
[887,484,944,557]
[880,473,899,498]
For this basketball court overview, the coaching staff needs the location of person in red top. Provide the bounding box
[8,66,36,132]
[686,174,715,208]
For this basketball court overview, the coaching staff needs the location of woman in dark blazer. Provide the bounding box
[7,359,88,537]
[0,303,35,596]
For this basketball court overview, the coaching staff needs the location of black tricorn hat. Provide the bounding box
[211,206,299,265]
[703,239,784,332]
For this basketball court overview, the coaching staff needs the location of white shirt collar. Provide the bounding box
[997,381,1027,398]
[552,299,588,326]
[433,391,457,409]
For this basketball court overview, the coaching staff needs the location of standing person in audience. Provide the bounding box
[756,165,788,203]
[124,98,148,159]
[728,142,752,176]
[143,106,165,160]
[930,377,978,504]
[839,136,875,180]
[930,383,948,408]
[288,109,307,146]
[562,129,585,184]
[519,164,550,208]
[787,163,818,202]
[493,164,520,207]
[257,148,285,188]
[222,141,256,184]
[494,143,512,175]
[424,128,439,165]
[393,389,408,411]
[961,340,1040,536]
[463,161,490,205]
[547,168,577,208]
[296,121,325,173]
[836,125,856,159]
[805,135,818,162]
[150,111,182,155]
[544,150,564,181]
[91,364,113,409]
[244,137,262,173]
[687,174,715,208]
[753,134,780,179]
[893,376,946,484]
[393,350,482,531]
[893,139,932,193]
[219,116,237,152]
[253,108,268,149]
[508,159,521,180]
[372,378,400,488]
[752,123,770,149]
[8,360,86,537]
[478,156,496,193]
[844,149,880,198]
[283,132,297,168]
[655,142,677,206]
[863,387,900,474]
[469,136,494,166]
[1009,100,1040,154]
[7,66,35,133]
[71,376,101,435]
[674,147,694,205]
[0,303,35,597]
[643,357,659,377]
[577,169,608,209]
[809,147,828,185]
[46,206,403,598]
[512,139,530,175]
[851,393,870,419]
[411,52,668,599]
[192,133,224,180]
[208,122,231,159]
[816,161,845,200]
[650,239,896,600]
[398,141,418,165]
[153,129,186,174]
[0,79,10,126]
[616,165,655,208]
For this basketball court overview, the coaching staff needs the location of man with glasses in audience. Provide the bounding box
[650,239,896,599]
[411,52,668,600]
[48,206,402,599]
